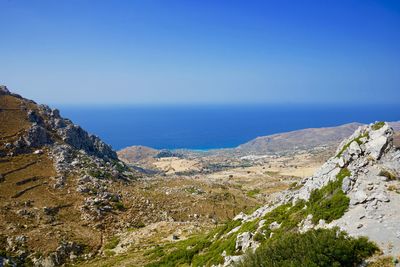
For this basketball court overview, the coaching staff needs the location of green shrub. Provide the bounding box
[247,189,261,198]
[113,161,127,173]
[253,232,265,242]
[307,168,350,224]
[104,249,116,257]
[88,169,112,179]
[113,201,126,211]
[145,168,353,267]
[145,220,243,267]
[372,121,385,131]
[289,182,303,190]
[236,228,378,267]
[145,234,212,267]
[336,133,369,158]
[104,236,120,250]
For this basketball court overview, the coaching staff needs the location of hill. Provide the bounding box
[118,145,159,163]
[236,121,400,155]
[0,85,139,266]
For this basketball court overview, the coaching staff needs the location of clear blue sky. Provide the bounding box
[1,0,399,105]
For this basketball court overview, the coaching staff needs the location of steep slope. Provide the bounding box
[0,86,139,266]
[143,122,400,266]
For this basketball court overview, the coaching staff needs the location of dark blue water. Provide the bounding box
[57,104,400,150]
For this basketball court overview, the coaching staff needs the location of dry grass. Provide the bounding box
[0,151,103,254]
[367,255,397,267]
[0,95,35,140]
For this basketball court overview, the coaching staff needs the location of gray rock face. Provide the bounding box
[36,241,84,267]
[56,122,117,161]
[348,141,361,158]
[351,190,368,205]
[22,103,118,160]
[27,110,43,124]
[341,177,352,193]
[365,124,393,160]
[6,97,117,161]
[269,221,281,230]
[298,214,314,233]
[366,136,389,160]
[24,125,52,147]
[235,232,253,251]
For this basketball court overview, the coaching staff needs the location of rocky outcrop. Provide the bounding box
[3,89,117,161]
[225,122,400,264]
[24,125,53,147]
[295,122,393,201]
[0,85,26,100]
[57,124,116,160]
[38,104,117,161]
[33,242,85,267]
[0,85,11,95]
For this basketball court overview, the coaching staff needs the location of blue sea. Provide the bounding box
[58,104,400,150]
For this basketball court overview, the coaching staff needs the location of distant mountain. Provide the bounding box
[236,122,400,155]
[118,122,400,160]
[391,121,400,131]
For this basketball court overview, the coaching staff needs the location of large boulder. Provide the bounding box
[58,124,117,160]
[365,123,393,160]
[235,232,253,251]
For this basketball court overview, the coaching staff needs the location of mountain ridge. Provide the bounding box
[0,86,139,266]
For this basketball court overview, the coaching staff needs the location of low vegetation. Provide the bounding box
[308,168,351,224]
[246,189,261,197]
[236,228,378,267]
[372,121,385,131]
[336,132,369,158]
[104,236,120,250]
[379,169,397,181]
[145,167,353,266]
[145,221,239,267]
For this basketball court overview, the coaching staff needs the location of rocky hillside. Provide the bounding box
[143,121,400,266]
[0,86,139,266]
